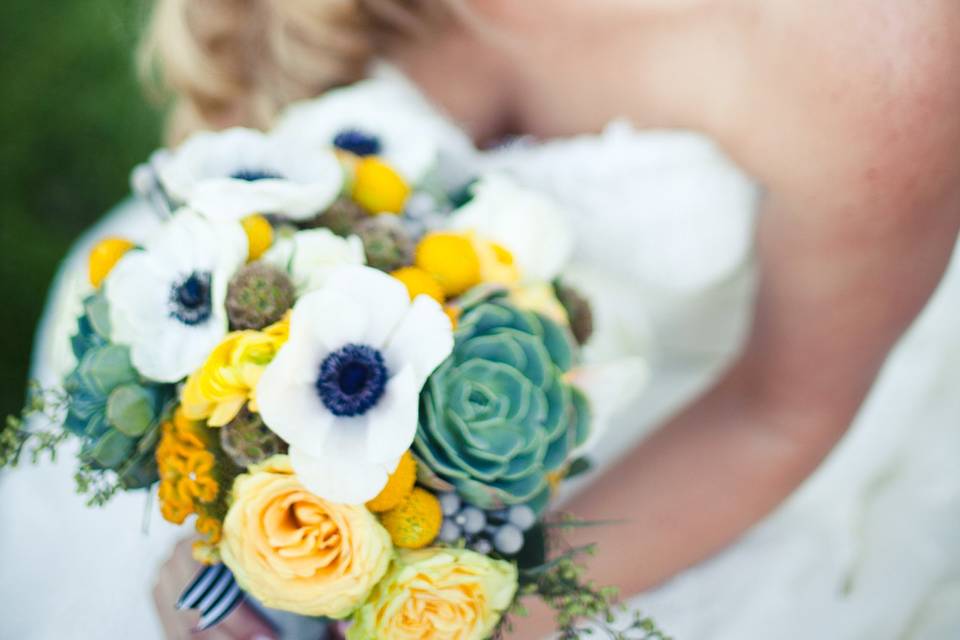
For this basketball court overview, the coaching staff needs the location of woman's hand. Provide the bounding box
[152,539,278,640]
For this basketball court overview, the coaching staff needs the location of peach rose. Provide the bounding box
[219,456,392,618]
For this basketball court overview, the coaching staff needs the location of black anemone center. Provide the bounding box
[170,271,213,326]
[316,344,388,417]
[332,129,382,157]
[230,169,283,181]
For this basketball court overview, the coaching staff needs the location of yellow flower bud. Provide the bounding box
[379,487,442,549]
[415,232,482,297]
[366,451,417,513]
[241,215,274,261]
[88,237,135,288]
[352,157,410,214]
[390,266,445,304]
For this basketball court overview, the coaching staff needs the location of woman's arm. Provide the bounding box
[510,0,960,635]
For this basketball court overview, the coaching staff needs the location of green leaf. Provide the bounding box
[77,345,136,395]
[514,523,547,571]
[83,293,112,340]
[107,384,156,436]
[88,429,135,468]
[565,456,593,479]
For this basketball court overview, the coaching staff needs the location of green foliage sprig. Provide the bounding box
[0,383,70,469]
[500,514,670,640]
[73,462,122,507]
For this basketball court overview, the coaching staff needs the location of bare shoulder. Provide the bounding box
[714,0,960,214]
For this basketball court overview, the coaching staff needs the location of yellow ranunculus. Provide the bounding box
[348,547,518,640]
[180,317,289,426]
[220,456,393,618]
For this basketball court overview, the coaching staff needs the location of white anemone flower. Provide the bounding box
[156,128,343,221]
[450,174,575,282]
[256,266,454,504]
[262,228,366,295]
[105,209,248,382]
[274,74,472,183]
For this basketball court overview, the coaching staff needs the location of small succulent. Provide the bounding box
[225,262,295,330]
[554,281,594,346]
[355,215,415,272]
[304,197,368,237]
[415,295,590,515]
[219,406,286,467]
[63,293,174,490]
[436,491,536,556]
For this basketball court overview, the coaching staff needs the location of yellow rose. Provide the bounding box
[348,547,518,640]
[220,456,393,618]
[181,317,288,426]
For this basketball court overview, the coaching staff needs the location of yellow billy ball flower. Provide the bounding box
[88,237,135,288]
[415,232,482,297]
[390,266,445,304]
[241,214,273,261]
[352,157,410,214]
[379,487,443,549]
[366,451,418,513]
[180,317,289,426]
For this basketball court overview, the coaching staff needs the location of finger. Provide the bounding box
[213,601,278,640]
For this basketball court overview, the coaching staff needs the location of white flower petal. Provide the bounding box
[104,251,169,345]
[289,288,369,354]
[189,175,341,222]
[451,174,574,282]
[364,366,420,464]
[157,127,344,221]
[158,128,272,202]
[291,233,365,294]
[325,266,411,347]
[289,445,391,505]
[273,74,473,183]
[382,295,454,384]
[104,210,244,382]
[256,347,335,455]
[131,313,227,383]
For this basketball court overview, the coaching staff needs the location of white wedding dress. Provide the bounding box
[2,71,959,640]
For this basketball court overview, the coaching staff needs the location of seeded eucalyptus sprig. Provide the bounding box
[0,383,70,469]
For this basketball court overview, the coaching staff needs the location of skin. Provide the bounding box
[156,0,960,636]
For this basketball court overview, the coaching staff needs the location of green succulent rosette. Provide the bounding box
[63,292,174,489]
[415,294,590,514]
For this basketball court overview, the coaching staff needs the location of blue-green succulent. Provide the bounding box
[415,294,590,514]
[63,293,175,490]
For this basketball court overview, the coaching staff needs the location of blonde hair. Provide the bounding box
[141,0,451,144]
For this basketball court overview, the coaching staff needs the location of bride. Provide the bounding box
[3,0,959,638]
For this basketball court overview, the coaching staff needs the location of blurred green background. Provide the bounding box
[0,1,161,417]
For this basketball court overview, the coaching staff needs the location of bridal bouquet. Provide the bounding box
[2,80,660,639]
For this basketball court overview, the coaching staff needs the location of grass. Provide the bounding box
[0,1,162,416]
